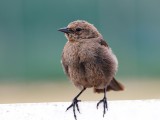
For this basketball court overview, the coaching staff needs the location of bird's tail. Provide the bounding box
[94,77,124,93]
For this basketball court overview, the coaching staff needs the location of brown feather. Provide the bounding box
[60,20,124,92]
[94,78,124,93]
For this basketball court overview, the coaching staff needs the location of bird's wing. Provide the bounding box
[61,52,70,77]
[98,38,109,47]
[96,39,114,78]
[96,39,124,91]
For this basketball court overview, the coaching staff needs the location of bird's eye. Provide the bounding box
[76,28,82,32]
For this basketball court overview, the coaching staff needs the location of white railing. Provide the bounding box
[0,99,159,120]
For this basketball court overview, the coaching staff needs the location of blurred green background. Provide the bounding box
[0,0,160,103]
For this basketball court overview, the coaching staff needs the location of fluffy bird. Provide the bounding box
[58,20,124,120]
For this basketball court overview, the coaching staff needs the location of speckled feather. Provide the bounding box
[61,20,124,93]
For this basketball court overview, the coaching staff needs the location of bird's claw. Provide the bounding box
[97,97,108,117]
[66,98,81,120]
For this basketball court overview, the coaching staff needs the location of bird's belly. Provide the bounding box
[68,64,107,90]
[68,66,92,89]
[63,44,117,90]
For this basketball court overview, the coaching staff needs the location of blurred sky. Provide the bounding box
[0,0,160,82]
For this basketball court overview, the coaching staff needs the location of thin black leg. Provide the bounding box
[96,87,108,117]
[66,87,86,120]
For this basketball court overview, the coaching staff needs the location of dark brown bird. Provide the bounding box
[58,20,124,120]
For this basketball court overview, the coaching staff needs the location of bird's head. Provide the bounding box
[58,20,101,42]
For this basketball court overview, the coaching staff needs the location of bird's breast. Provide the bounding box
[62,41,118,89]
[63,42,81,66]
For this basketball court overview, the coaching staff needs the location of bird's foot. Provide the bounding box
[97,96,108,117]
[66,98,81,120]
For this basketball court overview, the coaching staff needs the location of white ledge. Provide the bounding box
[0,99,160,120]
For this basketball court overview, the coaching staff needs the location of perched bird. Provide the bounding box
[58,20,124,120]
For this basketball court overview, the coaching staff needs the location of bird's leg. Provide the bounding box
[96,87,108,117]
[66,87,86,120]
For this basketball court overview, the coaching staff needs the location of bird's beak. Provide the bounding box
[58,27,71,33]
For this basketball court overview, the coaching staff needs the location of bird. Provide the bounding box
[58,20,124,120]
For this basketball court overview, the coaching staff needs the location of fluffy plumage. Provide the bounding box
[61,20,124,92]
[58,20,124,120]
